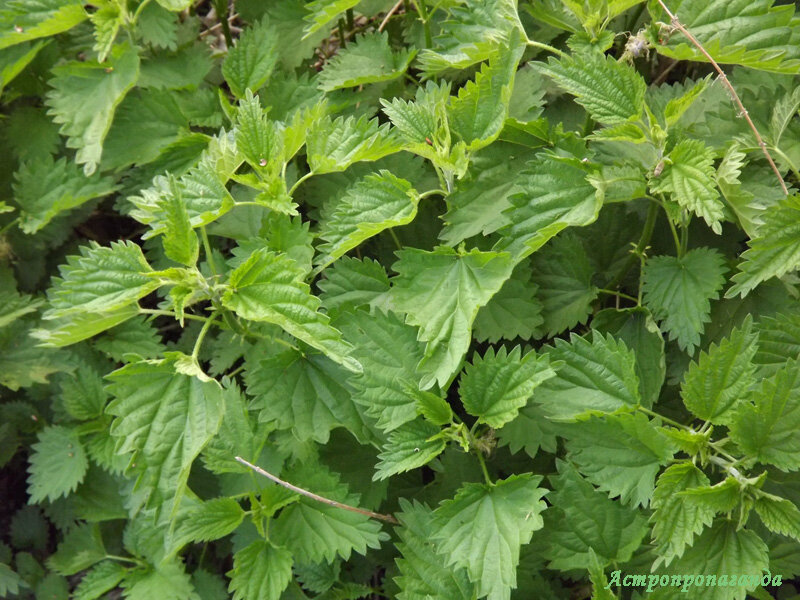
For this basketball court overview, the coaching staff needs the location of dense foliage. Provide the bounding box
[4,0,800,599]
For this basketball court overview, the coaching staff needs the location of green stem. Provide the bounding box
[214,0,233,46]
[768,146,799,181]
[388,228,402,250]
[605,200,658,290]
[418,188,448,200]
[637,406,690,431]
[130,0,153,25]
[666,210,682,257]
[476,451,492,485]
[139,308,209,323]
[412,0,433,48]
[526,39,568,58]
[0,217,19,237]
[597,288,638,303]
[288,171,314,196]
[192,313,217,360]
[337,18,348,48]
[105,554,144,567]
[200,227,218,277]
[680,214,689,257]
[346,8,355,30]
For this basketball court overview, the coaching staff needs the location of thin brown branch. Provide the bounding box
[235,456,400,524]
[379,0,404,32]
[656,0,789,195]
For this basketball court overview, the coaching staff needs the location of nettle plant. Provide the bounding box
[4,0,800,599]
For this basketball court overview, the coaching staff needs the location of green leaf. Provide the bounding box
[496,402,562,458]
[680,316,758,424]
[459,346,556,428]
[565,412,675,507]
[316,171,420,272]
[227,540,292,600]
[13,156,116,233]
[94,316,165,362]
[494,153,602,262]
[0,0,87,50]
[222,18,279,98]
[0,320,74,387]
[754,493,800,542]
[304,0,360,36]
[391,246,514,389]
[544,461,649,571]
[650,521,769,600]
[753,311,800,378]
[538,53,646,125]
[45,41,140,175]
[106,357,225,509]
[650,139,725,234]
[234,89,283,172]
[530,233,598,336]
[61,365,108,420]
[770,85,800,147]
[27,425,88,503]
[394,500,475,600]
[245,349,371,443]
[648,0,800,74]
[591,307,666,408]
[448,32,524,150]
[729,358,800,471]
[271,461,386,563]
[306,114,402,174]
[172,498,245,548]
[0,40,48,96]
[90,0,122,62]
[335,309,425,432]
[122,559,196,600]
[473,259,544,343]
[73,561,126,600]
[161,178,199,266]
[664,76,710,126]
[0,563,23,597]
[43,241,158,319]
[318,31,416,91]
[726,195,800,298]
[47,523,105,575]
[641,248,728,353]
[374,419,446,481]
[318,256,391,314]
[223,249,360,373]
[431,474,548,600]
[534,332,640,421]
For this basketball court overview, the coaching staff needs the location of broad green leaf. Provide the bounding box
[754,493,800,542]
[0,320,74,387]
[61,364,108,420]
[13,156,116,233]
[650,521,769,600]
[391,246,514,389]
[648,0,800,74]
[122,559,196,600]
[650,462,715,568]
[530,233,598,336]
[73,560,126,600]
[223,249,360,373]
[770,85,800,148]
[106,358,225,509]
[0,0,87,50]
[374,419,446,481]
[565,412,675,507]
[0,40,47,95]
[0,289,43,329]
[222,18,279,98]
[90,0,122,62]
[318,256,391,314]
[432,474,548,600]
[459,346,555,428]
[494,153,602,262]
[592,307,665,407]
[47,523,105,575]
[304,0,360,35]
[336,309,425,432]
[172,498,245,548]
[380,80,451,160]
[161,179,199,267]
[227,540,292,600]
[650,139,725,234]
[245,349,370,443]
[544,461,649,572]
[32,305,141,348]
[663,76,710,126]
[729,358,800,471]
[318,31,416,91]
[726,195,800,298]
[94,316,165,362]
[27,425,87,503]
[43,241,157,319]
[316,171,420,272]
[473,259,544,343]
[535,332,640,421]
[306,114,402,174]
[680,316,758,424]
[448,32,524,150]
[538,53,646,125]
[641,248,728,353]
[45,42,140,175]
[496,402,562,458]
[394,500,475,600]
[234,90,283,173]
[271,461,386,563]
[753,311,800,378]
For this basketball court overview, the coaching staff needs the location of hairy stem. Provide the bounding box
[235,457,400,524]
[605,200,659,290]
[656,0,788,195]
